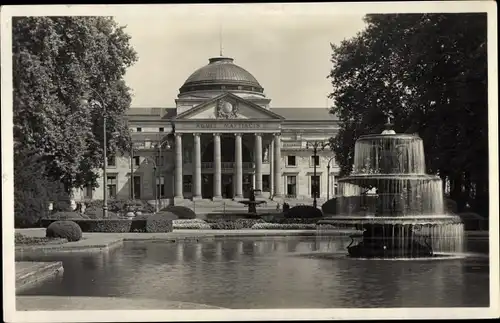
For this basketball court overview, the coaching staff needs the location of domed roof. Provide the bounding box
[179,57,264,94]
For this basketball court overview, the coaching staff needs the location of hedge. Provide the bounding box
[46,221,82,242]
[146,212,175,233]
[46,211,90,221]
[160,205,196,219]
[251,223,317,230]
[205,218,265,230]
[321,198,337,215]
[172,219,212,230]
[268,217,323,224]
[284,205,323,218]
[83,199,155,214]
[40,218,173,233]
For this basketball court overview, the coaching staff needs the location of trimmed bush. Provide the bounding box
[251,223,317,230]
[83,199,155,214]
[445,198,458,214]
[53,200,74,212]
[84,207,119,219]
[47,211,88,221]
[146,212,175,233]
[15,232,67,245]
[78,219,134,233]
[321,198,337,215]
[46,221,82,242]
[458,212,488,231]
[160,205,196,219]
[268,217,322,224]
[206,218,265,230]
[173,219,211,230]
[284,205,323,219]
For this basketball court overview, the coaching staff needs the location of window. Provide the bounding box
[136,127,142,132]
[287,155,296,167]
[311,156,320,167]
[262,175,270,191]
[159,127,164,132]
[107,155,116,167]
[156,176,165,197]
[107,175,117,199]
[310,175,320,198]
[134,156,141,166]
[84,185,93,199]
[286,176,297,197]
[183,175,192,194]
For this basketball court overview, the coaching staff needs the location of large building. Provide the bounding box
[75,56,340,204]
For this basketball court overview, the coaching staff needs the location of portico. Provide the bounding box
[172,92,285,202]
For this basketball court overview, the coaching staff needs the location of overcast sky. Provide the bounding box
[114,10,367,109]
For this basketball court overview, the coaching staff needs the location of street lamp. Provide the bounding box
[154,134,174,211]
[327,156,336,201]
[306,140,332,209]
[80,89,109,219]
[144,157,158,212]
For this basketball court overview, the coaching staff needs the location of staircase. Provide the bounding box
[148,197,326,215]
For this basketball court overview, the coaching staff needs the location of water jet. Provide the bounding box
[318,116,464,259]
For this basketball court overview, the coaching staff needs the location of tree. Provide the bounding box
[328,13,488,215]
[13,17,138,192]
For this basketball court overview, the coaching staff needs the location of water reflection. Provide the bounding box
[18,236,489,308]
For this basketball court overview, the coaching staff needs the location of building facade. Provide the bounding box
[75,56,340,203]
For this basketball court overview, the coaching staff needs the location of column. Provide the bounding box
[174,134,183,200]
[213,133,222,200]
[269,138,274,197]
[254,133,263,193]
[234,133,243,199]
[273,133,282,198]
[192,133,202,200]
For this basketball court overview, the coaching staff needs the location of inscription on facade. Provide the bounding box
[195,123,262,129]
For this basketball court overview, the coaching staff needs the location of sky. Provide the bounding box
[114,9,367,109]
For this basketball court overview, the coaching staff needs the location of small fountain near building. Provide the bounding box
[318,116,464,258]
[238,189,267,215]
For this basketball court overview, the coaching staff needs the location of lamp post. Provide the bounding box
[144,157,158,212]
[326,156,336,201]
[154,135,173,211]
[80,89,109,219]
[306,140,332,209]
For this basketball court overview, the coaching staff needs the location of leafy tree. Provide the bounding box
[328,13,488,215]
[13,17,138,192]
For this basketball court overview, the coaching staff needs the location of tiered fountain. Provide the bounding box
[318,115,464,258]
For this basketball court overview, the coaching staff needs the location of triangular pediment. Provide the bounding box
[175,93,284,120]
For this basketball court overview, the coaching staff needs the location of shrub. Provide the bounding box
[14,151,70,228]
[173,219,211,230]
[77,219,134,233]
[284,205,323,219]
[269,217,322,224]
[46,221,82,242]
[160,205,196,219]
[84,199,156,214]
[47,211,88,221]
[445,198,458,214]
[458,212,488,231]
[53,200,74,212]
[146,212,175,233]
[206,218,265,230]
[84,207,119,219]
[15,232,67,245]
[321,198,337,215]
[251,223,317,230]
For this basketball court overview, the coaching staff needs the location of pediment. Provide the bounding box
[175,93,284,120]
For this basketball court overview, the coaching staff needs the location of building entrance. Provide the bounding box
[222,174,233,198]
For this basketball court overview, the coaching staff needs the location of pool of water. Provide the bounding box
[17,235,490,309]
